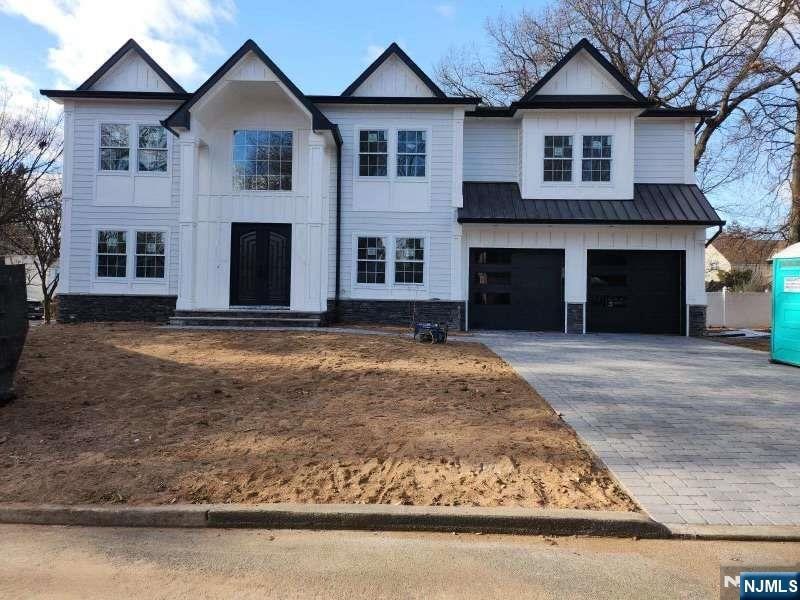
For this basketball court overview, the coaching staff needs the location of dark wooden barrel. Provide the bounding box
[0,264,28,402]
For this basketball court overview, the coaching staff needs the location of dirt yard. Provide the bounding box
[708,335,771,352]
[0,324,634,510]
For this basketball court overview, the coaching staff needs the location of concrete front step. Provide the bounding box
[172,310,323,320]
[169,310,326,328]
[169,316,322,328]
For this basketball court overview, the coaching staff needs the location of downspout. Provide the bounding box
[334,132,342,321]
[705,224,723,247]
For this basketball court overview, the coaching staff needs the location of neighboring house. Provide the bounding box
[706,234,787,288]
[41,37,723,335]
[0,254,58,302]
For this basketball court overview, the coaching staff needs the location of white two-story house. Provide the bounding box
[42,37,723,335]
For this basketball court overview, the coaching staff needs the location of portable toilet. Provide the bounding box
[771,242,800,367]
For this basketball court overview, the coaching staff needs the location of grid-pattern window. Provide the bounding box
[99,124,130,171]
[356,237,386,283]
[135,232,166,278]
[138,126,168,172]
[543,136,573,182]
[394,237,424,284]
[396,130,426,177]
[97,230,127,277]
[233,130,293,191]
[358,130,388,176]
[582,135,612,182]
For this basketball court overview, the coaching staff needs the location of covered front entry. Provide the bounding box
[587,250,685,335]
[469,248,564,330]
[230,223,291,306]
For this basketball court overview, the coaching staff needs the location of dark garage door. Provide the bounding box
[469,248,564,330]
[587,250,685,335]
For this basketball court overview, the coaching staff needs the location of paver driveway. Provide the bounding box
[476,332,800,526]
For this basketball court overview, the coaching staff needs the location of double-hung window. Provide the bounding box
[233,130,293,191]
[582,135,612,182]
[138,126,168,172]
[543,135,573,182]
[96,231,127,277]
[396,130,425,177]
[358,130,388,176]
[356,237,386,283]
[394,237,424,284]
[99,124,130,171]
[135,231,166,278]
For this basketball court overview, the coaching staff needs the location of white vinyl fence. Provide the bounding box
[706,288,772,329]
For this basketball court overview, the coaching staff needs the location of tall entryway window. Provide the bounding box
[230,223,291,306]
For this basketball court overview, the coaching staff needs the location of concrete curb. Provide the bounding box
[0,503,666,538]
[667,523,800,542]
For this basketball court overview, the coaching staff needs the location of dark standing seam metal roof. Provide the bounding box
[458,182,725,226]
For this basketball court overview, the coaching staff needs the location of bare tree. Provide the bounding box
[0,89,63,229]
[436,0,800,192]
[3,185,61,322]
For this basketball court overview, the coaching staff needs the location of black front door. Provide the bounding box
[230,223,291,306]
[586,250,684,334]
[469,248,565,330]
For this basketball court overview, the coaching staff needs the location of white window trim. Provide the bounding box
[355,128,390,181]
[351,233,429,291]
[135,124,170,176]
[541,133,575,184]
[97,122,171,178]
[395,129,427,179]
[580,134,614,184]
[230,128,296,194]
[133,230,168,281]
[353,126,431,183]
[94,228,129,280]
[539,132,614,187]
[98,123,131,175]
[91,226,170,290]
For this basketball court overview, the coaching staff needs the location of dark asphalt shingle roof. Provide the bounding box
[458,182,724,225]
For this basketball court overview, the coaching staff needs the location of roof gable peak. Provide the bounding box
[518,38,647,104]
[77,39,185,94]
[342,42,445,98]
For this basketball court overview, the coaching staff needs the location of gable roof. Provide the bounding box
[76,39,186,94]
[711,235,788,265]
[342,42,445,98]
[516,38,649,106]
[162,39,340,143]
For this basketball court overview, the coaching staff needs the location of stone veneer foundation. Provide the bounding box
[57,294,177,323]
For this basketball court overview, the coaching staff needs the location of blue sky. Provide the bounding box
[0,0,543,101]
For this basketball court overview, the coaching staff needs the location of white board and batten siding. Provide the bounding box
[348,54,436,98]
[318,105,462,302]
[89,50,174,93]
[62,100,182,297]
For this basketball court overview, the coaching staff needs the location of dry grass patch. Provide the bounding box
[1,324,635,510]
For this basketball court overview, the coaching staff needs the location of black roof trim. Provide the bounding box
[518,38,648,104]
[341,42,445,98]
[458,182,725,226]
[465,106,516,118]
[163,39,339,143]
[76,39,186,94]
[640,107,716,118]
[309,95,479,105]
[513,94,654,109]
[41,89,191,101]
